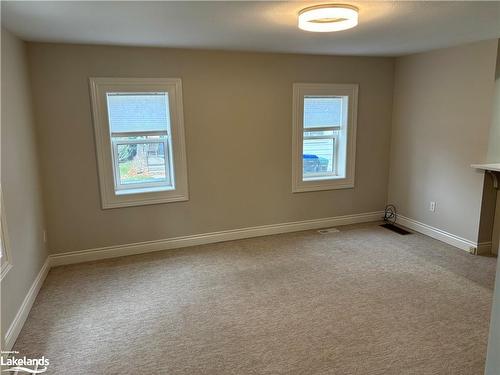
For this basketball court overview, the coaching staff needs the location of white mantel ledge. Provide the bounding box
[471,163,500,172]
[472,163,500,189]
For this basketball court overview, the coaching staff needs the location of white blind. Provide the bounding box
[107,93,170,133]
[303,97,342,128]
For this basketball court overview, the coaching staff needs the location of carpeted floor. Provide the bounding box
[13,223,497,374]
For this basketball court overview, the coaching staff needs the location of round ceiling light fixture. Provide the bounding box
[298,4,359,32]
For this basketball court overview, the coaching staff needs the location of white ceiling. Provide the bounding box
[1,1,499,56]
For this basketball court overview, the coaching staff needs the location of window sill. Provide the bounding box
[102,191,189,209]
[292,176,354,193]
[102,185,188,209]
[115,186,175,196]
[303,174,345,182]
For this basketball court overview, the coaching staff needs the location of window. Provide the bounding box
[90,78,188,208]
[0,187,12,281]
[292,83,358,192]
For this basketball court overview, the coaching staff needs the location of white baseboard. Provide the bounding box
[50,211,383,267]
[4,257,51,351]
[397,215,477,252]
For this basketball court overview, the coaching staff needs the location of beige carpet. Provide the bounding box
[13,223,497,374]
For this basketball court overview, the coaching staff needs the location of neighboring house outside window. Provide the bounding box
[89,78,188,209]
[292,83,358,192]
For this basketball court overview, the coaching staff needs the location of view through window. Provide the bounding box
[107,93,174,192]
[302,96,344,180]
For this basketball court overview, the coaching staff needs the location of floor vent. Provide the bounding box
[380,223,411,235]
[318,228,340,234]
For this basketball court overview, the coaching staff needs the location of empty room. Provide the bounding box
[1,1,500,374]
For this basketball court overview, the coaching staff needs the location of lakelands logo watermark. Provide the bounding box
[1,351,49,374]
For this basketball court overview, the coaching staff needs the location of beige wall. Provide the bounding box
[27,43,395,254]
[0,29,48,345]
[488,41,500,256]
[388,40,498,243]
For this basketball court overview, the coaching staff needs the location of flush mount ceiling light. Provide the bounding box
[298,4,359,32]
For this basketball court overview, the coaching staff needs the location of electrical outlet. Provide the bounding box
[43,230,47,243]
[429,201,436,212]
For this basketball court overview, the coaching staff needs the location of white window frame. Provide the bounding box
[89,78,189,209]
[292,83,358,192]
[0,187,13,281]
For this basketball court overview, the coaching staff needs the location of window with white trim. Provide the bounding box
[89,78,188,208]
[292,83,358,192]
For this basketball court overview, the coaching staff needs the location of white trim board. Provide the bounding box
[4,257,50,351]
[396,215,478,253]
[50,211,384,267]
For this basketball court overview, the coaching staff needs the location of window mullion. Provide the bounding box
[303,126,340,132]
[111,130,168,138]
[303,135,336,140]
[112,138,167,145]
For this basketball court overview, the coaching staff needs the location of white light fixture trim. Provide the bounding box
[298,4,359,32]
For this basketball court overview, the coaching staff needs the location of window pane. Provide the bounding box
[303,138,335,177]
[304,97,342,128]
[107,93,170,133]
[117,142,171,187]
